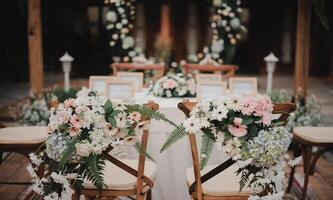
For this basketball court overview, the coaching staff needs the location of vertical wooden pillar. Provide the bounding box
[160,4,171,43]
[294,0,311,96]
[28,0,44,93]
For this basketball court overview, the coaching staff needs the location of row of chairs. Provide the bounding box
[3,101,327,200]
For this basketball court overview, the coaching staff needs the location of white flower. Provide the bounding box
[29,153,43,166]
[222,138,241,160]
[226,94,243,111]
[115,112,127,128]
[106,11,117,22]
[122,36,135,49]
[211,106,228,121]
[183,117,202,134]
[166,90,172,97]
[211,39,224,53]
[288,156,302,167]
[230,18,241,30]
[75,141,92,157]
[26,164,38,178]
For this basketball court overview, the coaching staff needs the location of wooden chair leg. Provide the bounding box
[286,165,296,193]
[301,145,312,200]
[146,189,152,200]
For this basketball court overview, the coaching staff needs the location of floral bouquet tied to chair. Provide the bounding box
[161,94,296,199]
[27,88,177,199]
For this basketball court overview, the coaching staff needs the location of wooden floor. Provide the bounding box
[0,153,333,200]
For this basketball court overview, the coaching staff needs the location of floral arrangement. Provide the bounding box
[27,88,178,199]
[10,88,79,126]
[161,94,294,198]
[149,73,196,98]
[189,0,247,64]
[269,89,323,131]
[105,0,143,62]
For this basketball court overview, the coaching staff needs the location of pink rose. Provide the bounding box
[228,118,247,137]
[129,112,141,122]
[58,111,69,124]
[162,79,178,89]
[64,99,77,108]
[70,114,83,129]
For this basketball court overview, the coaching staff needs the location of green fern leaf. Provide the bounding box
[200,134,215,169]
[134,142,155,162]
[160,125,187,152]
[82,155,106,190]
[60,137,79,166]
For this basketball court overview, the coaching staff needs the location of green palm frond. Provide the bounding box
[160,125,187,152]
[125,104,178,127]
[134,142,155,162]
[82,155,106,190]
[200,134,215,169]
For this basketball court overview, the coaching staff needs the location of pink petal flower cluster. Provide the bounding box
[162,79,178,89]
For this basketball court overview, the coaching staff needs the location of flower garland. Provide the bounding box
[149,73,196,98]
[105,0,142,62]
[189,0,247,64]
[162,94,294,198]
[27,87,179,199]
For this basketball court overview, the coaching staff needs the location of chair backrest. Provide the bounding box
[178,100,296,199]
[101,101,159,196]
[111,63,165,83]
[183,64,239,80]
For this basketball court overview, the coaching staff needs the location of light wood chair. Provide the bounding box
[80,102,159,200]
[183,64,239,81]
[0,125,47,185]
[286,127,333,200]
[178,101,296,200]
[111,63,165,83]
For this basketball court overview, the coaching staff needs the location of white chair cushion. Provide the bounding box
[83,159,157,190]
[0,126,48,144]
[294,126,333,143]
[186,164,251,196]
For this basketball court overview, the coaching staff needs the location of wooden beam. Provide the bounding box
[294,0,311,96]
[28,0,44,93]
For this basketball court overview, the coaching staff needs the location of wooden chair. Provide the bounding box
[111,63,165,83]
[178,101,296,200]
[80,102,159,200]
[183,64,239,80]
[0,125,48,185]
[286,127,333,200]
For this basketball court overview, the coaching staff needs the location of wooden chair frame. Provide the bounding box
[183,64,239,80]
[111,63,165,83]
[178,101,296,200]
[286,132,333,200]
[80,102,159,200]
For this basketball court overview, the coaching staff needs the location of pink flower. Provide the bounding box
[228,118,247,137]
[129,112,141,122]
[69,126,81,137]
[64,99,77,108]
[260,112,272,126]
[70,114,83,129]
[241,96,256,115]
[57,111,69,124]
[162,79,178,89]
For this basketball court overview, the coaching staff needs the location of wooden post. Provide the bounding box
[28,0,44,93]
[294,0,311,96]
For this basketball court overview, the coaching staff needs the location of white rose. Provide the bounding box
[75,142,92,157]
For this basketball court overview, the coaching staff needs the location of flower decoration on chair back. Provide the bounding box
[162,94,294,198]
[27,87,177,199]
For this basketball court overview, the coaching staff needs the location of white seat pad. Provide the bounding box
[83,159,157,190]
[294,126,333,143]
[186,164,251,196]
[0,126,48,144]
